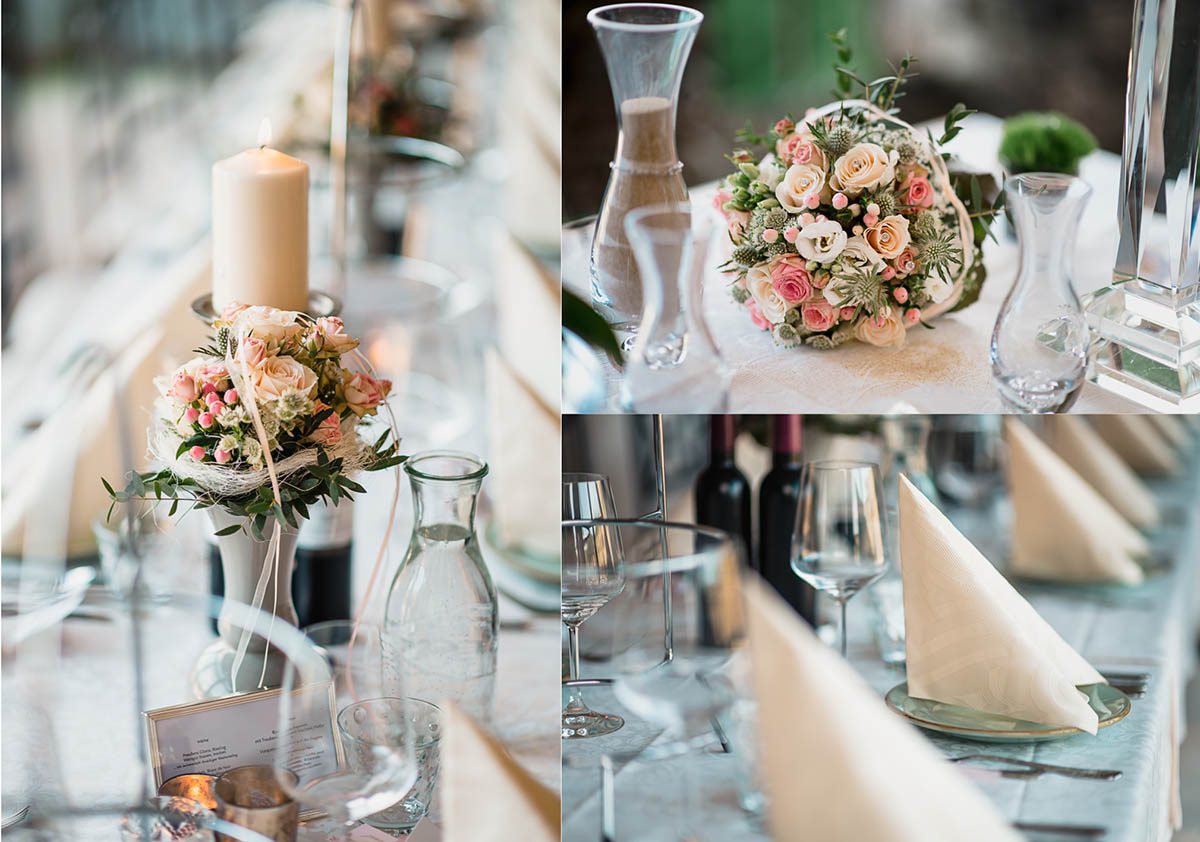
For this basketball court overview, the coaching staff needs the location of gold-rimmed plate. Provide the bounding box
[885,683,1131,743]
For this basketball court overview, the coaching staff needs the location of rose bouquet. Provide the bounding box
[717,38,1002,350]
[105,303,403,538]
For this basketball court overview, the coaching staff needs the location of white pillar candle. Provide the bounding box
[212,119,309,314]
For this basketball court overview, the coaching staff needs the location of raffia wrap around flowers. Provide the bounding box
[718,99,977,349]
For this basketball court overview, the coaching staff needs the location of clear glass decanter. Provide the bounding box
[620,201,729,412]
[588,3,702,341]
[383,451,498,722]
[990,173,1092,413]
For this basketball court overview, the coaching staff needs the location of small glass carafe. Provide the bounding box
[588,3,703,341]
[620,201,729,412]
[383,451,498,722]
[991,173,1092,413]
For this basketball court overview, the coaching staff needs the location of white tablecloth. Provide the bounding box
[562,115,1147,414]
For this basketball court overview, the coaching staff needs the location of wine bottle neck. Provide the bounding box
[708,415,737,462]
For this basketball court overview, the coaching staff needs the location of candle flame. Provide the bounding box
[257,117,272,148]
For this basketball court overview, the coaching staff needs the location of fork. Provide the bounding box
[951,754,1122,781]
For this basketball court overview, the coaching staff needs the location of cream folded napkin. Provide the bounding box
[745,578,1021,842]
[1091,415,1177,476]
[1043,416,1160,529]
[441,703,559,842]
[899,474,1105,733]
[1007,421,1148,585]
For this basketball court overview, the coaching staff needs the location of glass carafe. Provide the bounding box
[620,201,729,412]
[383,451,498,722]
[990,173,1092,413]
[588,3,702,341]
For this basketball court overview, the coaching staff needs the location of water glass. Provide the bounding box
[119,796,215,842]
[338,698,441,835]
[791,461,888,657]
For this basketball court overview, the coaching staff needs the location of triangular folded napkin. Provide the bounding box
[441,703,559,842]
[1043,416,1159,529]
[1007,421,1148,585]
[1091,415,1177,476]
[745,578,1021,842]
[899,474,1105,733]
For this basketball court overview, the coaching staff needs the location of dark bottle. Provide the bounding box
[694,415,753,564]
[292,499,354,628]
[207,535,223,635]
[758,415,817,625]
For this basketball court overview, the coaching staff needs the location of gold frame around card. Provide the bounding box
[143,683,343,822]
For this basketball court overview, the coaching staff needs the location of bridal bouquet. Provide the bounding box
[718,37,1001,350]
[105,303,403,537]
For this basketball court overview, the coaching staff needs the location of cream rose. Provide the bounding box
[775,163,828,213]
[865,214,911,259]
[238,306,302,345]
[746,265,789,324]
[855,309,907,348]
[794,219,847,263]
[249,355,317,400]
[924,273,956,304]
[831,143,898,196]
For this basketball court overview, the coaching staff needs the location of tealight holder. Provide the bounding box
[159,773,219,812]
[189,292,341,323]
[213,766,298,842]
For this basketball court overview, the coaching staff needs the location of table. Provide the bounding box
[561,463,1200,841]
[561,115,1149,414]
[1,514,560,841]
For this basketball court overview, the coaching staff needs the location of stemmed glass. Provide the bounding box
[601,519,745,842]
[274,622,419,841]
[561,474,627,738]
[791,461,888,658]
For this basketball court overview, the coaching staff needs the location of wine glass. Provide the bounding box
[791,461,888,658]
[274,622,418,841]
[561,474,626,739]
[600,519,746,841]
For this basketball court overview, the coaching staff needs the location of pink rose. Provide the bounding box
[236,337,268,370]
[308,402,343,446]
[220,301,251,322]
[713,189,734,219]
[199,363,230,391]
[773,118,795,136]
[342,372,391,417]
[168,372,199,404]
[769,255,813,304]
[801,298,836,332]
[904,176,934,209]
[308,316,359,356]
[893,247,919,278]
[748,301,772,331]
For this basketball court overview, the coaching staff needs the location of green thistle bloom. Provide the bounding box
[764,241,789,257]
[830,264,890,316]
[731,284,751,304]
[773,323,801,347]
[730,245,763,267]
[765,208,788,230]
[215,326,231,356]
[896,140,919,165]
[826,124,856,158]
[920,230,965,283]
[869,191,898,217]
[807,334,835,350]
[784,307,802,326]
[911,211,940,241]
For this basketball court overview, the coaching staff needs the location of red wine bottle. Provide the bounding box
[694,415,753,564]
[292,499,354,628]
[758,415,817,624]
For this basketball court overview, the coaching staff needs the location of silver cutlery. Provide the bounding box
[952,754,1122,781]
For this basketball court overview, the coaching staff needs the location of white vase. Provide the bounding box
[190,509,301,699]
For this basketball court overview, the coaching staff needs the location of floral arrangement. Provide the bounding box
[716,36,1002,350]
[105,303,403,538]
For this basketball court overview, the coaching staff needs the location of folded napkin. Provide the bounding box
[441,703,559,842]
[745,577,1021,842]
[1091,415,1177,476]
[1043,416,1159,529]
[899,474,1105,733]
[1146,414,1191,449]
[1006,420,1148,585]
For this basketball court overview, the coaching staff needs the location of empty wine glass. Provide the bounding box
[791,461,888,658]
[274,622,418,841]
[562,474,627,739]
[601,519,746,842]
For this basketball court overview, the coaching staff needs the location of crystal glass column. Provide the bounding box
[1084,0,1200,410]
[587,4,702,340]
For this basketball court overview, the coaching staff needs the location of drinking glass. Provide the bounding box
[620,202,729,413]
[561,474,626,738]
[791,461,888,658]
[990,173,1092,413]
[274,621,418,841]
[597,519,746,842]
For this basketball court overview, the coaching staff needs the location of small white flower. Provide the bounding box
[924,274,955,303]
[757,154,785,189]
[795,219,848,263]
